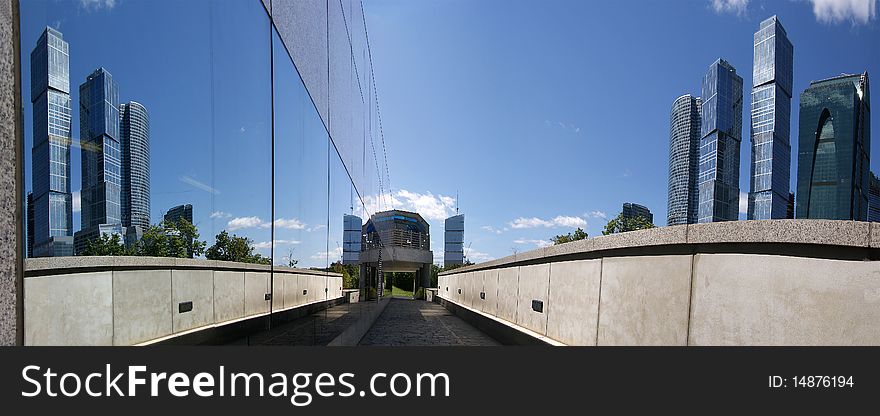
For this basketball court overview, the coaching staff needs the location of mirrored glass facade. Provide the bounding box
[748,16,793,220]
[119,101,150,230]
[29,27,73,257]
[796,73,871,220]
[667,94,701,226]
[444,214,464,267]
[698,59,743,223]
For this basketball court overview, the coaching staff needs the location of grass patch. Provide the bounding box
[388,285,413,298]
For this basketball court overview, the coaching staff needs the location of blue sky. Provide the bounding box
[362,0,880,262]
[20,0,879,267]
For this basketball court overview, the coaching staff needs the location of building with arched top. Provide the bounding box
[796,72,870,221]
[667,94,702,226]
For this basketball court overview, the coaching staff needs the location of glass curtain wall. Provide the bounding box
[21,0,387,338]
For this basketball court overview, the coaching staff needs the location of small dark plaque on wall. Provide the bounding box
[264,293,272,301]
[303,289,308,296]
[480,292,486,300]
[458,288,461,294]
[531,300,544,313]
[178,301,193,314]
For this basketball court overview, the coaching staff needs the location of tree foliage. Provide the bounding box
[602,213,655,235]
[80,233,130,256]
[330,261,360,289]
[551,227,589,245]
[135,219,206,258]
[205,230,271,265]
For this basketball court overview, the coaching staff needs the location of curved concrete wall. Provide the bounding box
[23,257,343,345]
[438,220,880,346]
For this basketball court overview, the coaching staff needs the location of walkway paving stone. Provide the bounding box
[358,298,500,346]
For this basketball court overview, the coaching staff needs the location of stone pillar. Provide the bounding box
[0,0,22,346]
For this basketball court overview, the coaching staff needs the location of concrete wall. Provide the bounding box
[23,258,343,345]
[0,0,21,346]
[437,221,880,346]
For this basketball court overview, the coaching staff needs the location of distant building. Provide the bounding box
[748,16,793,220]
[786,192,795,219]
[75,68,123,254]
[26,192,34,258]
[30,27,74,257]
[869,173,880,222]
[444,214,464,267]
[667,94,702,226]
[164,204,193,224]
[120,101,150,230]
[622,203,653,224]
[796,72,870,220]
[342,214,362,265]
[698,59,743,223]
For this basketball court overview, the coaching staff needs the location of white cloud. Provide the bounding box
[356,189,457,221]
[308,224,327,232]
[79,0,117,11]
[587,210,607,220]
[546,120,581,134]
[809,0,877,24]
[179,175,219,195]
[269,218,306,230]
[253,239,301,249]
[710,0,749,16]
[513,238,552,248]
[72,191,81,213]
[210,211,231,219]
[739,191,748,214]
[509,215,587,229]
[463,247,493,263]
[227,216,263,231]
[311,246,343,261]
[481,225,504,234]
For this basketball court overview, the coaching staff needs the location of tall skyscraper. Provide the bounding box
[797,72,871,220]
[120,101,150,230]
[26,192,34,258]
[748,16,794,220]
[698,59,743,223]
[444,214,464,267]
[622,202,653,224]
[164,204,193,224]
[667,94,702,226]
[30,27,74,257]
[868,173,880,222]
[342,214,362,265]
[75,68,123,254]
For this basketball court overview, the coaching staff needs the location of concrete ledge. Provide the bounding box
[435,297,563,346]
[327,297,391,346]
[441,220,877,275]
[24,256,341,278]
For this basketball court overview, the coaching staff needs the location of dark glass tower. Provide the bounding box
[748,16,793,220]
[698,59,743,223]
[75,68,123,253]
[120,101,150,230]
[444,214,464,267]
[30,27,74,257]
[796,72,870,220]
[667,94,702,226]
[622,202,653,224]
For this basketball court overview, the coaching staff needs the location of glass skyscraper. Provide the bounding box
[869,173,880,222]
[75,68,123,253]
[667,94,702,226]
[698,59,743,223]
[622,202,653,224]
[30,27,74,257]
[120,101,150,230]
[748,16,793,220]
[796,72,871,221]
[444,214,464,267]
[343,214,362,265]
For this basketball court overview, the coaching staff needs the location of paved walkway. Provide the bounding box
[228,302,382,346]
[358,298,500,346]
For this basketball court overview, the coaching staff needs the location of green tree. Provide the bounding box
[80,233,129,256]
[134,219,206,258]
[551,227,588,245]
[602,213,655,235]
[205,230,271,265]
